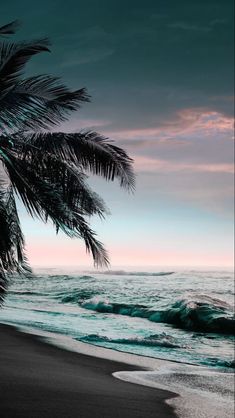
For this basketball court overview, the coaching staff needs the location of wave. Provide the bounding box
[47,275,94,280]
[92,270,175,277]
[223,360,235,369]
[8,290,45,296]
[204,358,235,369]
[81,299,149,315]
[81,296,235,335]
[57,289,98,304]
[80,333,184,348]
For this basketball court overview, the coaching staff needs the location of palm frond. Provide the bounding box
[0,39,50,96]
[30,156,108,218]
[0,269,7,305]
[0,186,31,303]
[0,91,51,131]
[20,131,136,191]
[0,187,30,272]
[16,75,90,109]
[0,134,108,218]
[0,148,109,266]
[0,21,135,275]
[0,76,89,132]
[0,21,20,35]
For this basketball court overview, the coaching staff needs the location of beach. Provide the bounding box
[0,270,234,418]
[0,324,177,418]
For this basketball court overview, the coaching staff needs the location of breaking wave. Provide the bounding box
[81,295,235,335]
[80,332,184,348]
[204,358,235,369]
[57,289,98,304]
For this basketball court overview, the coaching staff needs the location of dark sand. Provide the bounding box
[0,324,177,418]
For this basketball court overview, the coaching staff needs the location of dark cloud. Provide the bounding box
[1,0,234,220]
[1,0,233,130]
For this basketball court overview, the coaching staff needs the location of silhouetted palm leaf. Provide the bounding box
[0,269,7,305]
[0,79,89,131]
[0,39,50,94]
[19,131,135,190]
[0,134,109,218]
[0,20,20,35]
[0,22,135,303]
[0,186,31,303]
[1,147,109,266]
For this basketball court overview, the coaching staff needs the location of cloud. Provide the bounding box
[134,156,234,174]
[10,0,232,136]
[210,18,228,26]
[103,110,234,143]
[61,47,114,67]
[167,22,211,32]
[167,18,228,33]
[54,117,112,132]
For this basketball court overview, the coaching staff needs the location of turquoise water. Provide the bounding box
[0,269,234,370]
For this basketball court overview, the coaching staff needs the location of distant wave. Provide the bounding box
[48,274,95,281]
[81,295,235,335]
[92,270,175,277]
[80,333,184,349]
[56,289,98,304]
[8,290,45,296]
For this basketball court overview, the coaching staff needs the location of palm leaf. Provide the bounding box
[0,21,135,276]
[0,269,7,305]
[0,134,108,218]
[0,39,50,96]
[20,131,135,190]
[0,78,89,132]
[0,186,31,303]
[0,149,109,266]
[16,75,90,110]
[0,21,20,35]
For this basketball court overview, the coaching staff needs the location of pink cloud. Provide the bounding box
[180,110,234,136]
[104,109,234,143]
[134,156,234,174]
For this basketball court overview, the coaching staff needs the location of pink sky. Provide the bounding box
[21,110,234,270]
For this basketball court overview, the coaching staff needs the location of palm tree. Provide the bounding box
[0,21,135,303]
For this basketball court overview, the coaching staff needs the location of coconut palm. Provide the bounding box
[0,21,135,303]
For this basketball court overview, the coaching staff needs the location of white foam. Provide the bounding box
[113,365,234,418]
[15,323,171,369]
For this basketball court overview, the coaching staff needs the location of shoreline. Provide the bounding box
[0,323,177,418]
[0,322,234,418]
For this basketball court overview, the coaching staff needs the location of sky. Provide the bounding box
[1,0,234,268]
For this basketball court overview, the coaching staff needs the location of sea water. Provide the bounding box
[0,268,234,370]
[0,268,234,417]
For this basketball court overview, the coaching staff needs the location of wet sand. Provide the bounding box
[0,324,177,418]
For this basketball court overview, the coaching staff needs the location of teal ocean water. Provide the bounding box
[0,269,234,370]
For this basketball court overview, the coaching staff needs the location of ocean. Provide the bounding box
[0,268,234,370]
[0,268,234,417]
